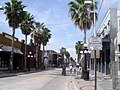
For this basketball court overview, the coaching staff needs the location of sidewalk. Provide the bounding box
[69,77,104,90]
[0,67,53,78]
[0,71,18,78]
[69,71,112,90]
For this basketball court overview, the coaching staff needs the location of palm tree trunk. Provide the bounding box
[36,44,38,70]
[78,54,80,63]
[84,29,86,44]
[81,29,87,78]
[10,28,15,72]
[37,45,40,69]
[42,44,45,65]
[25,35,27,70]
[83,30,86,68]
[84,29,87,70]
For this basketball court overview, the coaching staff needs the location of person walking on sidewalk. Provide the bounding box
[76,64,80,78]
[69,64,73,74]
[62,64,66,76]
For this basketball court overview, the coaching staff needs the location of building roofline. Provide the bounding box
[97,8,111,33]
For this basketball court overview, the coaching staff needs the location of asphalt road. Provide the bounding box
[0,68,73,90]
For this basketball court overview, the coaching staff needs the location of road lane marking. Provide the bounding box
[24,75,47,83]
[71,81,78,90]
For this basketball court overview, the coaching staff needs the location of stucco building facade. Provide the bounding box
[96,8,120,76]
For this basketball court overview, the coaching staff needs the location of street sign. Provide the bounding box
[89,37,102,44]
[89,43,102,50]
[89,37,102,50]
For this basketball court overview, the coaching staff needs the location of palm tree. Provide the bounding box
[3,0,26,71]
[60,47,66,64]
[64,51,70,64]
[31,22,44,69]
[75,41,83,63]
[68,0,98,78]
[68,0,98,43]
[42,27,51,65]
[65,51,70,60]
[20,13,35,70]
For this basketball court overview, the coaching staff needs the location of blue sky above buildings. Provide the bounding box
[0,0,120,59]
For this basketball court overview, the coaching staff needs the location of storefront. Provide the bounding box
[0,45,23,71]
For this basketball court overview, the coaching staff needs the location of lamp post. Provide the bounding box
[84,43,87,71]
[27,54,30,71]
[28,52,32,71]
[80,43,91,80]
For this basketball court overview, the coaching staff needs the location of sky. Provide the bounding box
[0,0,120,59]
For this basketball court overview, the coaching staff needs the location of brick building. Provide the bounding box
[0,32,42,71]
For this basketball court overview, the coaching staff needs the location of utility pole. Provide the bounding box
[94,50,97,90]
[93,0,97,89]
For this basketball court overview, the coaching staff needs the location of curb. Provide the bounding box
[0,67,54,78]
[0,74,17,78]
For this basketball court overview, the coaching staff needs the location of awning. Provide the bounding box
[0,45,23,54]
[14,48,23,54]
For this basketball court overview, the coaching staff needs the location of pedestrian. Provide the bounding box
[69,64,73,74]
[79,66,82,75]
[76,64,79,78]
[62,64,66,76]
[73,66,76,74]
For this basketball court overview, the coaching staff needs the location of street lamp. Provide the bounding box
[80,43,91,80]
[28,52,32,71]
[84,0,96,36]
[83,43,87,71]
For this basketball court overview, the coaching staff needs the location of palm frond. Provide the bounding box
[76,0,84,5]
[68,1,79,10]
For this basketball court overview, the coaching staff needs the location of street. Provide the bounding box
[0,68,73,90]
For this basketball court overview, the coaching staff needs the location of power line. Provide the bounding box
[98,0,104,16]
[90,0,104,37]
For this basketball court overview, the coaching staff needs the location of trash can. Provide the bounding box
[83,70,89,81]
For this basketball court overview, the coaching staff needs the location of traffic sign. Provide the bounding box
[89,43,102,50]
[89,37,102,44]
[89,37,102,50]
